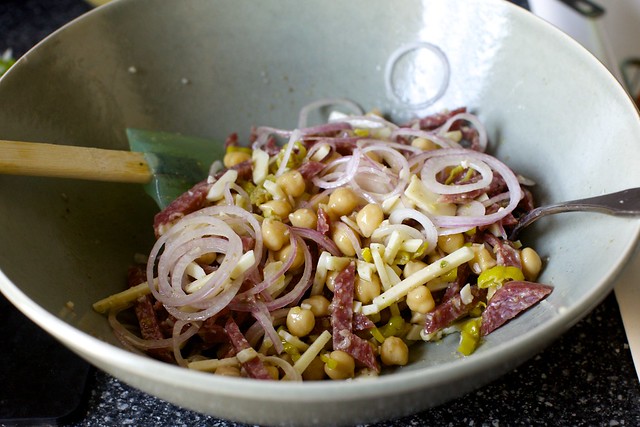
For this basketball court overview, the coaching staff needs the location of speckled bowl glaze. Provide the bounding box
[0,0,639,425]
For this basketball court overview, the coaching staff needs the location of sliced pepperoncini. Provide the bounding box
[320,353,338,369]
[225,145,252,154]
[457,317,482,356]
[283,342,301,362]
[477,265,524,289]
[381,315,405,338]
[276,141,307,170]
[361,247,373,263]
[243,181,271,206]
[370,327,386,343]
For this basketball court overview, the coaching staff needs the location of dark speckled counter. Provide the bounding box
[68,293,640,427]
[1,1,639,426]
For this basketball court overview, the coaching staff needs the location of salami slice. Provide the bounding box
[297,161,326,180]
[424,285,485,334]
[329,263,379,372]
[353,312,375,331]
[416,107,467,130]
[329,263,356,335]
[224,317,272,380]
[480,281,553,336]
[128,265,174,363]
[153,179,211,237]
[483,234,521,268]
[316,207,331,235]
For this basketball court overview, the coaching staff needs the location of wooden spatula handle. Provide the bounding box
[0,140,152,183]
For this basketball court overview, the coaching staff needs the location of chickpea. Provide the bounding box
[444,130,463,142]
[325,270,339,292]
[427,250,444,265]
[261,218,289,251]
[265,365,280,380]
[286,306,315,337]
[302,356,326,381]
[332,225,360,257]
[276,170,306,198]
[365,151,382,163]
[437,233,465,254]
[275,243,305,270]
[380,336,409,366]
[411,137,438,151]
[324,350,355,380]
[301,295,331,317]
[521,247,542,281]
[196,252,216,265]
[323,152,341,164]
[403,260,428,279]
[216,366,241,377]
[355,274,381,304]
[260,200,292,219]
[289,208,318,229]
[356,203,384,238]
[328,187,359,216]
[223,150,251,168]
[406,285,435,314]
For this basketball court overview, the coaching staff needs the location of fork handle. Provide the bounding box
[510,187,640,240]
[0,139,152,183]
[555,187,640,215]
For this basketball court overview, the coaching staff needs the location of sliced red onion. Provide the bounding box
[147,205,263,322]
[422,149,523,228]
[298,98,364,129]
[150,220,241,307]
[299,188,332,210]
[261,355,302,381]
[312,149,361,189]
[438,112,488,152]
[252,126,291,150]
[391,128,462,149]
[108,310,200,352]
[264,236,314,311]
[222,182,235,206]
[305,140,335,162]
[276,129,303,177]
[290,226,342,256]
[236,234,296,298]
[228,183,252,211]
[420,154,493,195]
[388,208,438,253]
[482,191,511,207]
[370,223,424,242]
[349,144,410,203]
[172,320,198,367]
[437,225,475,236]
[300,122,352,136]
[250,299,284,354]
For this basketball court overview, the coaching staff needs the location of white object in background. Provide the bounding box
[530,0,640,382]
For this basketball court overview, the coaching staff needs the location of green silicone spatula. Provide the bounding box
[0,129,225,208]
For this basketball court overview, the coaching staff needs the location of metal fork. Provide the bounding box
[509,187,640,240]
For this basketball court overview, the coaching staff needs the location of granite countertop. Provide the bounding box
[1,1,639,426]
